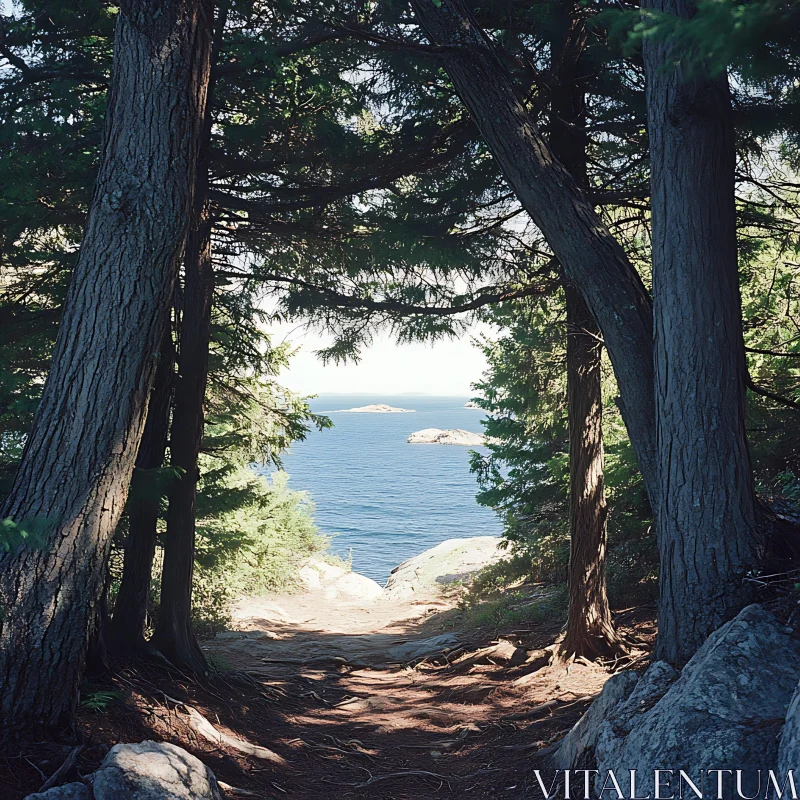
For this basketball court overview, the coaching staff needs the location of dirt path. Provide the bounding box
[3,580,654,799]
[184,583,651,798]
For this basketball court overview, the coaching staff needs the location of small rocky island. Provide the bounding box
[464,400,481,409]
[333,403,415,413]
[408,428,490,446]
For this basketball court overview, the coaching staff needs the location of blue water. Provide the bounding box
[263,394,502,583]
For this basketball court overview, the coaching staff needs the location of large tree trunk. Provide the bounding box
[0,0,213,734]
[409,0,658,505]
[644,0,758,664]
[150,135,214,675]
[548,8,620,660]
[562,285,619,658]
[108,324,175,653]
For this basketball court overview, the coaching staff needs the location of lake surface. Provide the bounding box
[262,394,502,583]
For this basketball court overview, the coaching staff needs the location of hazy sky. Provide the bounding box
[270,322,492,396]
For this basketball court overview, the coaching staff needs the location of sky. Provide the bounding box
[269,321,493,396]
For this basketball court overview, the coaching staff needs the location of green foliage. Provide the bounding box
[470,296,655,606]
[192,469,327,630]
[458,585,569,631]
[80,688,123,713]
[0,516,52,553]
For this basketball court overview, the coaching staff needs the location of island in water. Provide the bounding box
[407,428,490,446]
[464,400,481,409]
[332,403,416,413]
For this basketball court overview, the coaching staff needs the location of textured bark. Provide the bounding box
[548,9,619,660]
[410,0,658,505]
[0,0,213,733]
[644,0,758,664]
[108,324,175,653]
[562,285,619,658]
[150,147,214,676]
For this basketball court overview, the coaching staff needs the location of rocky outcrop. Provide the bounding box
[407,428,489,445]
[464,400,481,409]
[779,678,800,775]
[91,741,222,800]
[299,557,384,603]
[555,605,800,798]
[333,404,415,413]
[25,786,90,800]
[553,670,641,769]
[384,536,506,601]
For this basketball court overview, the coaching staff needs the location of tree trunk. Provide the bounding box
[0,0,213,734]
[548,8,620,660]
[108,324,175,653]
[150,123,215,675]
[562,285,619,658]
[409,0,658,506]
[644,0,758,664]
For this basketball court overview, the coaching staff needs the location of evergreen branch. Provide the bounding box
[220,271,556,317]
[746,346,800,359]
[747,375,800,411]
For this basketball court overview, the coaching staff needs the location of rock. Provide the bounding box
[306,558,346,582]
[554,670,640,769]
[384,536,506,601]
[92,741,222,800]
[778,677,800,775]
[245,630,279,640]
[386,633,461,662]
[331,572,384,602]
[214,631,243,640]
[333,404,415,413]
[24,785,90,800]
[586,605,800,798]
[407,428,488,445]
[298,564,321,589]
[464,400,481,409]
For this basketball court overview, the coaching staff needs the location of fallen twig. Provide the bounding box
[39,745,83,792]
[217,781,262,796]
[500,695,594,722]
[353,769,453,789]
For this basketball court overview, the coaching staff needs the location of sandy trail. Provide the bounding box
[195,578,637,798]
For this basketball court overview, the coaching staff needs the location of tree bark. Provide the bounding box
[409,0,658,506]
[644,0,758,664]
[150,101,215,674]
[562,285,619,658]
[150,208,213,674]
[0,0,213,734]
[548,8,620,659]
[108,323,175,653]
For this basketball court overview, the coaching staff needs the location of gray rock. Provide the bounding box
[92,741,222,800]
[384,537,506,601]
[596,605,800,798]
[24,784,90,800]
[778,678,800,774]
[553,669,639,769]
[385,633,461,661]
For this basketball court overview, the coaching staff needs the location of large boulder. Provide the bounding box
[384,536,507,601]
[91,741,222,800]
[779,679,800,775]
[324,572,384,603]
[553,670,641,769]
[555,605,800,798]
[24,785,90,800]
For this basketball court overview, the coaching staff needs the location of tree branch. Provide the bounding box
[747,375,800,411]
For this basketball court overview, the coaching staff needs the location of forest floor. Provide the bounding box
[2,581,656,800]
